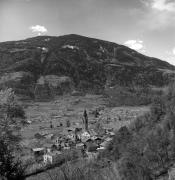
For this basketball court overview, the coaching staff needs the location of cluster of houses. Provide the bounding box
[31,110,115,165]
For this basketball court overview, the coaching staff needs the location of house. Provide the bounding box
[27,120,32,124]
[95,137,102,146]
[88,129,98,136]
[44,133,54,139]
[52,137,61,150]
[43,151,62,164]
[62,45,79,50]
[86,152,98,160]
[74,128,83,142]
[87,143,98,152]
[53,135,66,146]
[67,127,75,133]
[100,140,111,149]
[109,132,115,136]
[81,131,91,142]
[60,141,65,149]
[82,137,92,144]
[31,148,45,162]
[53,136,60,145]
[83,139,98,152]
[105,137,113,142]
[51,144,58,151]
[63,146,70,150]
[76,143,85,150]
[105,127,114,134]
[93,137,102,146]
[97,146,105,153]
[31,148,45,155]
[60,141,70,149]
[67,133,75,141]
[44,143,53,153]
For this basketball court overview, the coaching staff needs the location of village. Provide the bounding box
[26,109,115,172]
[19,94,149,174]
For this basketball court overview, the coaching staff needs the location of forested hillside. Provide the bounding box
[0,34,174,100]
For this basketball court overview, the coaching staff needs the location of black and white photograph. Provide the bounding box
[0,0,175,179]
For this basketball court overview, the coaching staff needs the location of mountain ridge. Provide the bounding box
[0,34,174,99]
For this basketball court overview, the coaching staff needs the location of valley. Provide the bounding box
[0,34,174,180]
[19,94,149,177]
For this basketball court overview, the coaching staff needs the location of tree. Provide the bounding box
[0,89,26,180]
[118,145,152,180]
[150,96,166,123]
[66,120,71,127]
[145,127,170,170]
[105,126,132,161]
[0,140,25,180]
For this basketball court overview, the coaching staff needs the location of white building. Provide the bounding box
[43,151,62,164]
[97,146,105,153]
[76,143,84,150]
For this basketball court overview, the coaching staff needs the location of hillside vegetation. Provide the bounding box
[100,82,175,180]
[1,35,175,180]
[0,34,174,100]
[28,82,175,180]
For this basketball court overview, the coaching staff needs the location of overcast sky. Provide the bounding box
[0,0,175,64]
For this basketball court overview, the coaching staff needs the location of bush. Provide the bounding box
[7,104,25,119]
[43,160,120,180]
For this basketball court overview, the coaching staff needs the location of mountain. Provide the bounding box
[0,34,174,99]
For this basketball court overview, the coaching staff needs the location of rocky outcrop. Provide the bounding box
[34,75,73,99]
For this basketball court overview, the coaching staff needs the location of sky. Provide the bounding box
[0,0,175,65]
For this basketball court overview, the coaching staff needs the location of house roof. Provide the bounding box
[105,127,114,131]
[97,147,105,150]
[87,144,98,152]
[86,138,93,142]
[81,131,90,137]
[91,136,102,141]
[67,127,75,132]
[32,148,44,152]
[76,143,84,147]
[109,132,115,136]
[88,129,98,136]
[100,141,109,147]
[82,137,92,143]
[44,134,54,138]
[45,151,62,156]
